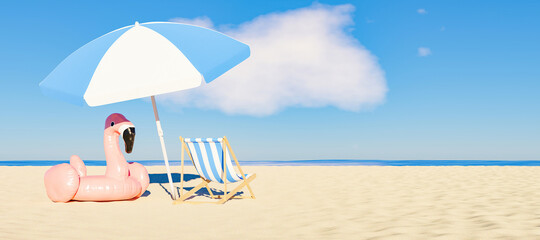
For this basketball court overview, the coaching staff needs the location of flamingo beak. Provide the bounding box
[122,127,136,154]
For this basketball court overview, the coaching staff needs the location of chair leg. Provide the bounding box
[174,180,210,204]
[217,174,256,204]
[205,185,217,199]
[245,174,256,199]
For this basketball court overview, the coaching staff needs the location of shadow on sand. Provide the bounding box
[149,173,197,199]
[148,173,245,200]
[149,173,199,184]
[178,186,245,201]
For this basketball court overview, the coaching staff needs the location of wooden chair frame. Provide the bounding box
[174,136,256,204]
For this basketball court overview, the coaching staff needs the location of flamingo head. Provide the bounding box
[105,113,135,154]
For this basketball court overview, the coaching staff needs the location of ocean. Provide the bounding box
[1,160,540,166]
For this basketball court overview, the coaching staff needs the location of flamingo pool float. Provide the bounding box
[44,113,150,202]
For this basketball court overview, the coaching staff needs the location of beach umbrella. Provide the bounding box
[39,21,250,199]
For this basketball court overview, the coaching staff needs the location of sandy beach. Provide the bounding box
[2,166,540,239]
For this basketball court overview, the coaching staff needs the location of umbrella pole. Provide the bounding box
[151,96,177,200]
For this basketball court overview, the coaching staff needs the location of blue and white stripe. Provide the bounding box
[184,138,245,183]
[39,21,250,107]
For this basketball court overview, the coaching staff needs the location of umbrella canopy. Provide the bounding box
[39,21,250,200]
[40,21,250,106]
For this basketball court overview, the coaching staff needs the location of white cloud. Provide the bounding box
[417,8,427,14]
[163,4,387,116]
[418,47,432,57]
[169,16,214,29]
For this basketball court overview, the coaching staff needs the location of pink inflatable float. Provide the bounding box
[44,113,150,202]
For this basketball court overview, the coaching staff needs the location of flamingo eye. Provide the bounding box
[110,122,115,127]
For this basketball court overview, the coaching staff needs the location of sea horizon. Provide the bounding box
[2,159,540,166]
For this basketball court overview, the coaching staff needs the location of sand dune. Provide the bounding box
[2,166,540,239]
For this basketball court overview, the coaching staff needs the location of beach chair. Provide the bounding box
[174,136,256,204]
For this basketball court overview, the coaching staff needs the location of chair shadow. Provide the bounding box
[178,185,245,200]
[149,173,246,200]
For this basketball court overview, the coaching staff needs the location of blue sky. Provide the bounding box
[0,0,539,161]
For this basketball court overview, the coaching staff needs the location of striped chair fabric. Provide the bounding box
[184,138,248,183]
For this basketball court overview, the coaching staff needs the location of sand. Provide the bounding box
[2,166,540,239]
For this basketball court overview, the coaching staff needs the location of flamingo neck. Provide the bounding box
[104,128,129,179]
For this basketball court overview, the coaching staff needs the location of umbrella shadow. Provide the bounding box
[149,173,199,199]
[140,190,151,197]
[149,173,199,184]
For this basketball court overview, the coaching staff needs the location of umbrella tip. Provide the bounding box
[135,21,140,26]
